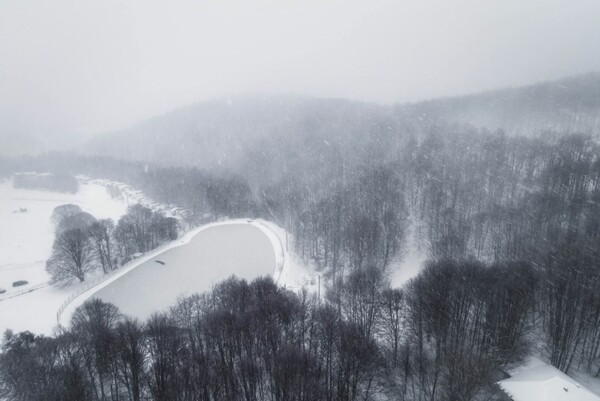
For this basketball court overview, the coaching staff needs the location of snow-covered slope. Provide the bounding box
[258,220,321,294]
[498,357,600,401]
[390,218,428,288]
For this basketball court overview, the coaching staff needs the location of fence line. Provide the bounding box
[55,266,124,325]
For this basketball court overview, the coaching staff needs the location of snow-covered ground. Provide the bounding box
[0,174,196,335]
[390,218,427,287]
[0,178,127,297]
[258,220,321,295]
[499,356,600,401]
[571,369,600,398]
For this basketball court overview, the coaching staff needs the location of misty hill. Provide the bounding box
[0,130,90,157]
[87,96,403,188]
[87,73,600,182]
[0,132,54,157]
[398,72,600,134]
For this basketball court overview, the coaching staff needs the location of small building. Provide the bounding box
[497,357,600,401]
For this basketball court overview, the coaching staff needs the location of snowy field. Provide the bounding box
[0,175,196,335]
[0,178,127,296]
[499,356,600,400]
[0,177,128,334]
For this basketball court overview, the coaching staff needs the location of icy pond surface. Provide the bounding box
[93,223,276,320]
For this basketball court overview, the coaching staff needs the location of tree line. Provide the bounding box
[0,153,257,221]
[12,172,79,193]
[47,204,178,284]
[1,259,534,401]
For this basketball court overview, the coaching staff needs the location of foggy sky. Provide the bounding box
[1,0,600,140]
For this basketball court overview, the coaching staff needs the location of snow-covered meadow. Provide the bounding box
[0,178,127,296]
[0,177,128,333]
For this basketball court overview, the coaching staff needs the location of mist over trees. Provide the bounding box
[3,76,600,399]
[85,74,600,174]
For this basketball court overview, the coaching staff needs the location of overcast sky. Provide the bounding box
[1,0,600,138]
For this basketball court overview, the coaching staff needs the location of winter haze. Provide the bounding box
[1,0,600,153]
[3,2,600,401]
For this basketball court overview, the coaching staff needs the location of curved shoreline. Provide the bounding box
[57,218,284,327]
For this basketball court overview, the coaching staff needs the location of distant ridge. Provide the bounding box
[86,72,600,174]
[397,72,600,134]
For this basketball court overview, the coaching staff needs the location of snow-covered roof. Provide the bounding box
[498,358,600,401]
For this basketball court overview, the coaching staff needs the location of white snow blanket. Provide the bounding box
[498,357,600,401]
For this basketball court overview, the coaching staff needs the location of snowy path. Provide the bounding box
[390,216,427,287]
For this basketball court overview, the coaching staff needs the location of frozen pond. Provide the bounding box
[93,223,276,319]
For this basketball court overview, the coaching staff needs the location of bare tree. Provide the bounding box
[338,265,386,338]
[51,204,82,226]
[89,219,116,274]
[379,288,404,367]
[115,318,146,401]
[46,228,95,283]
[71,299,122,401]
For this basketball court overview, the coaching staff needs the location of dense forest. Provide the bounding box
[1,266,531,401]
[2,77,600,400]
